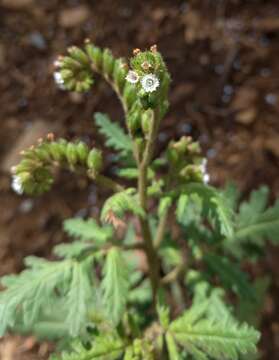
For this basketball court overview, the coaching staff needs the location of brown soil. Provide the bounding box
[0,0,279,358]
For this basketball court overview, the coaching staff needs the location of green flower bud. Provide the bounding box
[66,143,78,166]
[123,83,137,110]
[113,59,128,92]
[102,49,114,78]
[67,46,90,66]
[76,142,89,164]
[85,44,103,70]
[141,109,153,135]
[179,164,203,182]
[87,149,103,176]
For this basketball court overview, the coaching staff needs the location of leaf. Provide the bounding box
[222,182,241,212]
[65,261,93,337]
[170,303,260,360]
[53,242,94,259]
[176,183,235,238]
[236,277,270,327]
[117,167,154,180]
[94,112,133,154]
[166,332,181,360]
[225,186,279,257]
[0,256,95,338]
[176,194,188,224]
[51,335,125,360]
[63,218,113,244]
[204,254,255,300]
[101,247,129,325]
[158,196,172,217]
[0,257,72,336]
[101,188,145,222]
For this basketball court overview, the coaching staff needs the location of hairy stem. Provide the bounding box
[94,174,124,192]
[154,209,169,249]
[137,108,161,302]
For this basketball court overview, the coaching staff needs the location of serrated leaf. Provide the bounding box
[0,257,72,336]
[204,254,255,300]
[53,242,94,259]
[94,112,132,154]
[63,218,113,244]
[176,183,235,238]
[225,186,279,257]
[158,196,172,217]
[101,188,145,222]
[101,247,129,325]
[176,194,188,224]
[65,261,93,337]
[52,335,125,360]
[170,304,260,360]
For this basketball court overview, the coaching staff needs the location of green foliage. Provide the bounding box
[51,336,125,360]
[63,218,113,244]
[101,188,145,223]
[101,247,130,325]
[169,300,259,360]
[175,183,234,238]
[204,254,255,300]
[95,113,133,155]
[0,257,93,338]
[225,186,279,257]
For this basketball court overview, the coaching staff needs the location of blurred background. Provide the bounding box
[0,0,279,358]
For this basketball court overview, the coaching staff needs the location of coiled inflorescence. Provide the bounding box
[53,42,171,137]
[12,134,103,195]
[167,136,210,184]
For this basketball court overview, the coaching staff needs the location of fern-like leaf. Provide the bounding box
[0,257,72,336]
[101,188,145,223]
[51,336,125,360]
[94,112,133,154]
[225,186,279,257]
[0,257,95,338]
[169,303,260,360]
[63,218,113,244]
[65,261,93,337]
[204,254,255,300]
[175,183,234,238]
[53,242,94,259]
[101,247,130,325]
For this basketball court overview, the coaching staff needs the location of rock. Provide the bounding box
[59,6,90,28]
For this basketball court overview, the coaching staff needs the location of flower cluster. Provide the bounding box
[124,45,170,98]
[126,71,160,93]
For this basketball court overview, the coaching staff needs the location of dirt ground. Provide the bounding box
[0,0,279,358]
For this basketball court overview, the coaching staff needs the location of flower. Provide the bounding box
[141,74,159,93]
[200,158,210,184]
[53,71,65,90]
[125,70,139,84]
[11,175,23,195]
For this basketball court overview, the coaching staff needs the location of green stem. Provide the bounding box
[137,108,161,302]
[94,174,124,192]
[154,209,169,249]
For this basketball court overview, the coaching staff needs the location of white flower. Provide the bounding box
[200,158,210,184]
[125,70,139,84]
[11,175,23,195]
[141,74,159,93]
[53,60,62,68]
[53,71,65,90]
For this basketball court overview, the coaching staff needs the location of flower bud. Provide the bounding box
[87,149,103,176]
